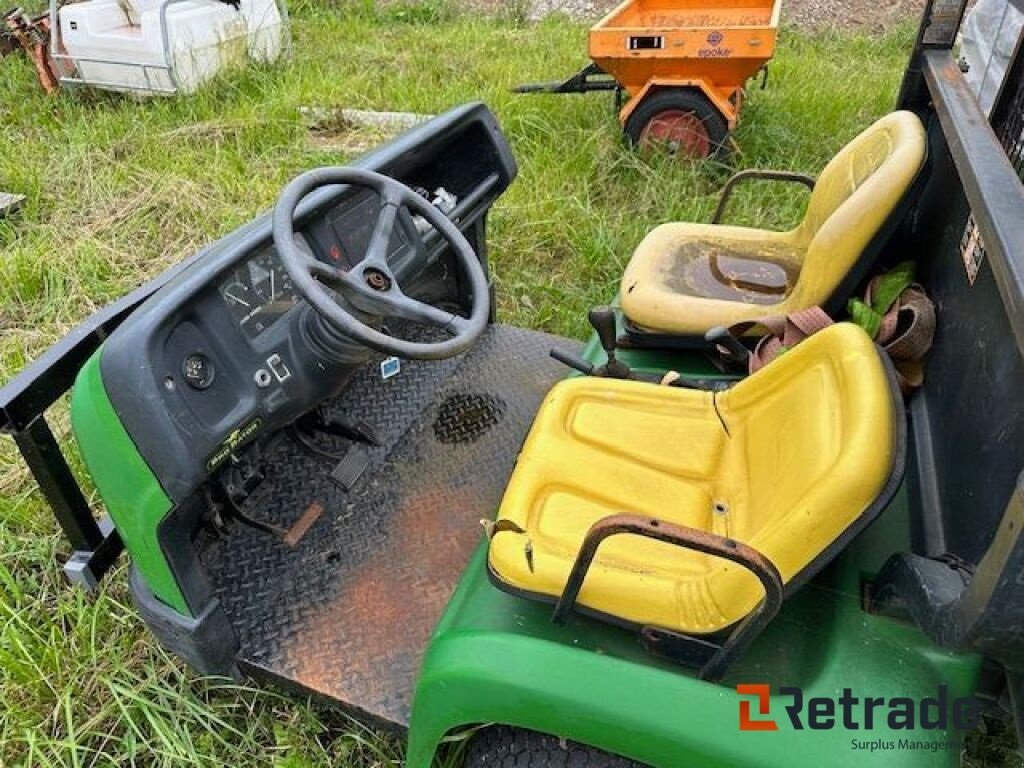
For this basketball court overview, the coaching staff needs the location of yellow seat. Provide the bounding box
[488,323,900,635]
[619,112,927,336]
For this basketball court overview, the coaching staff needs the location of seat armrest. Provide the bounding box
[552,513,783,680]
[712,169,817,225]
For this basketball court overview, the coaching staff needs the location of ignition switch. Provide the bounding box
[182,353,215,390]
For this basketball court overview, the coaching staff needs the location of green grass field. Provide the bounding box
[2,3,1013,766]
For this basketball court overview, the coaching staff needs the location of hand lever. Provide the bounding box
[589,306,617,354]
[588,306,631,379]
[550,348,594,376]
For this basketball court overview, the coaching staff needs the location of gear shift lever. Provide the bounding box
[588,306,631,379]
[549,306,635,379]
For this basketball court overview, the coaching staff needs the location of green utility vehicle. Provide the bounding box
[3,1,1024,765]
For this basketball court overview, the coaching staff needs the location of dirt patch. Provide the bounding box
[782,0,926,32]
[472,0,926,32]
[300,106,435,153]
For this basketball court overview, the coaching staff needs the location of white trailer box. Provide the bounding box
[54,0,285,95]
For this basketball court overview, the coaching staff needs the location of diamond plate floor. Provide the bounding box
[200,325,577,729]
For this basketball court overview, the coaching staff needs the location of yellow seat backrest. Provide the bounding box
[788,111,927,308]
[717,323,896,585]
[684,323,898,624]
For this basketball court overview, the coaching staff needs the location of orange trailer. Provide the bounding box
[516,0,782,158]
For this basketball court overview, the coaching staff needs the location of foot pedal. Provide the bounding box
[330,445,370,491]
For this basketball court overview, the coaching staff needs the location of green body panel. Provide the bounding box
[409,528,980,767]
[406,341,981,768]
[70,350,190,616]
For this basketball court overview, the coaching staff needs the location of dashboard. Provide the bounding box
[96,103,518,505]
[216,191,417,341]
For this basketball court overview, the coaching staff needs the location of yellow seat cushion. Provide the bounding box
[620,111,927,335]
[488,323,896,634]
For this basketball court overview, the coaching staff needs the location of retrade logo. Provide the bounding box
[736,684,980,733]
[737,684,778,731]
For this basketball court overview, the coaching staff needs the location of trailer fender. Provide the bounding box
[619,78,738,129]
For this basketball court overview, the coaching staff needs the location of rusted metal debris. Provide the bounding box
[2,8,59,93]
[283,501,325,547]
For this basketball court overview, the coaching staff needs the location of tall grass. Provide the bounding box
[0,4,924,765]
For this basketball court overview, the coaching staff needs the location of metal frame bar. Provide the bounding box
[513,63,620,95]
[923,50,1024,355]
[990,27,1024,178]
[13,415,101,551]
[551,513,784,681]
[11,416,125,589]
[711,169,816,224]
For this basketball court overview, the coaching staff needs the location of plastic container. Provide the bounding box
[54,0,285,95]
[241,0,283,62]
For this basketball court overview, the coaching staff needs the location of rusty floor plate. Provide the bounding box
[199,325,577,729]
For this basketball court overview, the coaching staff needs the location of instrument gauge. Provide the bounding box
[219,241,302,339]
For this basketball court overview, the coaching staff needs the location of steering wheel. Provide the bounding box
[272,167,490,360]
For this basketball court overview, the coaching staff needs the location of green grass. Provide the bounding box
[0,2,968,765]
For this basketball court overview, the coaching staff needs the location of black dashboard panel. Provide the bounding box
[99,103,517,504]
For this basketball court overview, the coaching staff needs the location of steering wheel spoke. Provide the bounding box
[381,291,468,336]
[306,256,353,289]
[364,200,400,268]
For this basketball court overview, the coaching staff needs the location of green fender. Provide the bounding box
[70,349,191,616]
[407,541,981,768]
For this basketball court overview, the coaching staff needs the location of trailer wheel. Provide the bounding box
[462,725,648,767]
[625,89,729,160]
